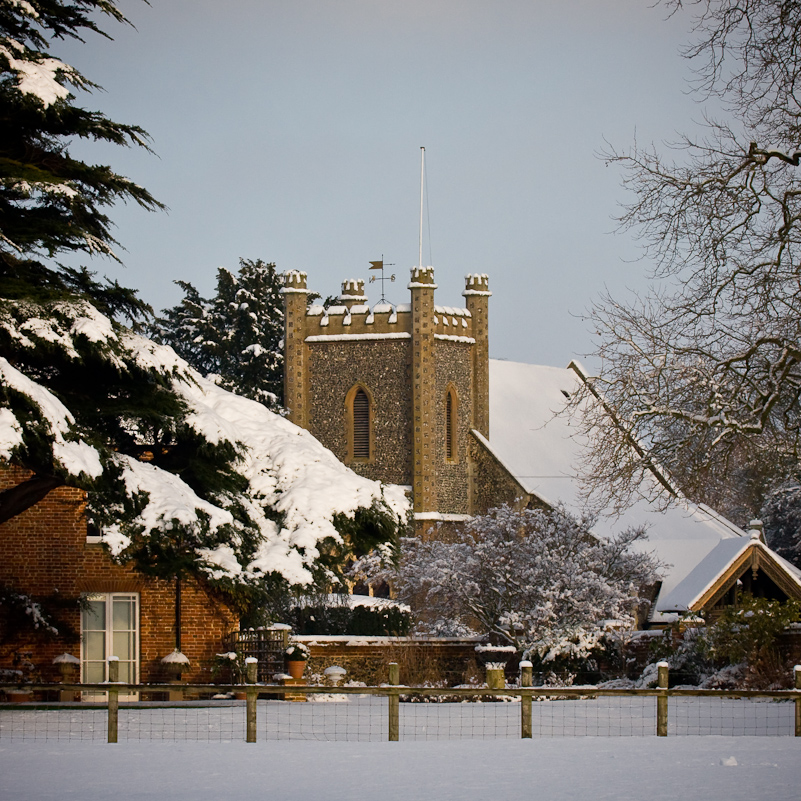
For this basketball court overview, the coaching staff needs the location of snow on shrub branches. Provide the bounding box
[355,505,660,663]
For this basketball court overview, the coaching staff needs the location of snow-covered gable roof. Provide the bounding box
[659,537,801,613]
[486,359,750,622]
[656,537,752,613]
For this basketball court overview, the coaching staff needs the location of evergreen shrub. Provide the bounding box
[290,597,411,636]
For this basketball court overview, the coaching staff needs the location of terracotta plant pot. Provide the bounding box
[286,660,306,680]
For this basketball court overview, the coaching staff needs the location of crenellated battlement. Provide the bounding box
[463,273,491,296]
[339,278,366,310]
[409,266,437,288]
[287,267,488,343]
[282,270,308,292]
[433,305,474,342]
[340,278,364,296]
[307,297,413,338]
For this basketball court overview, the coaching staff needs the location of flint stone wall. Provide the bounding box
[307,339,413,486]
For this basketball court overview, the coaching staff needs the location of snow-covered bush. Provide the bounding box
[285,642,310,661]
[212,651,246,684]
[353,505,660,669]
[707,596,798,662]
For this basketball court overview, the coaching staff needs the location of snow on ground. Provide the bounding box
[0,698,798,799]
[0,737,798,801]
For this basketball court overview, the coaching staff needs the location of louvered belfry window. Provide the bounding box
[353,389,370,459]
[446,391,454,460]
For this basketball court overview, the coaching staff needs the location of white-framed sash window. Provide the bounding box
[81,592,139,689]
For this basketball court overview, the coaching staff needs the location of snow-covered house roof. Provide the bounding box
[485,359,801,623]
[0,298,410,590]
[658,536,801,613]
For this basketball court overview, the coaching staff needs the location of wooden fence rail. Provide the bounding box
[2,662,800,743]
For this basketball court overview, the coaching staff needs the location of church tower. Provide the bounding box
[281,267,490,535]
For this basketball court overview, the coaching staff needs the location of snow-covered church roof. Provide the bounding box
[484,359,794,623]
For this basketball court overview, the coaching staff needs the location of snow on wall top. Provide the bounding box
[487,359,747,617]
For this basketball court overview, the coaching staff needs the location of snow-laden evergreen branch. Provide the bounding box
[0,297,408,597]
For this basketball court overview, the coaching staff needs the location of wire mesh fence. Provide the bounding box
[118,700,245,741]
[1,680,799,743]
[668,695,795,737]
[400,697,520,740]
[0,704,109,741]
[261,695,388,741]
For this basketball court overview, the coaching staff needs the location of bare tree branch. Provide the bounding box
[579,1,801,520]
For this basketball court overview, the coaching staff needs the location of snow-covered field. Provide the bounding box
[1,737,799,801]
[1,697,798,800]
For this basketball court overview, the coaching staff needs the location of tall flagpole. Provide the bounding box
[419,146,425,268]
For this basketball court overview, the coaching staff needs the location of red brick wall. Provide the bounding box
[0,466,237,683]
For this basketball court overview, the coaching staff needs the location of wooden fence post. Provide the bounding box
[656,661,669,737]
[794,665,801,738]
[246,657,258,743]
[107,656,119,744]
[486,666,504,690]
[520,660,533,739]
[388,662,400,742]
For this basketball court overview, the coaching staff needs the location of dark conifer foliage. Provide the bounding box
[0,0,249,577]
[151,259,284,408]
[0,0,163,309]
[0,2,404,608]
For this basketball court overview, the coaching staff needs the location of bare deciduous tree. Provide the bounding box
[578,0,801,518]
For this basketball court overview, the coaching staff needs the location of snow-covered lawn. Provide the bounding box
[0,737,799,801]
[1,698,798,799]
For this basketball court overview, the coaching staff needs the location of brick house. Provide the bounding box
[0,465,236,685]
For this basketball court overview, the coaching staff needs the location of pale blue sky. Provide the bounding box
[58,0,703,369]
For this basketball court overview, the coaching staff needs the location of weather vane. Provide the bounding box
[368,256,395,302]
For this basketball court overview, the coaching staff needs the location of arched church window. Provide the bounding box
[346,384,373,463]
[445,387,458,462]
[353,389,370,459]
